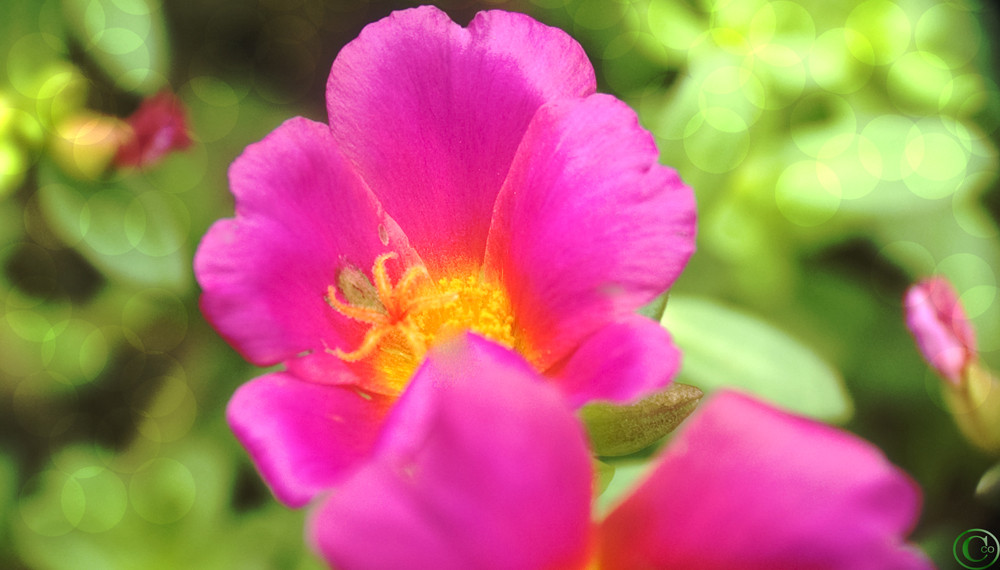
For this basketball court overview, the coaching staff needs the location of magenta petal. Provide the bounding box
[486,94,696,369]
[554,314,680,408]
[227,372,391,508]
[600,391,930,570]
[904,277,977,385]
[194,117,415,368]
[325,6,595,275]
[309,334,593,569]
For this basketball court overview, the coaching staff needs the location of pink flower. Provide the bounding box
[904,277,977,385]
[114,91,192,168]
[905,277,1000,451]
[195,7,695,505]
[311,334,931,570]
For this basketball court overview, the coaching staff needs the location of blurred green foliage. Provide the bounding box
[1,0,999,568]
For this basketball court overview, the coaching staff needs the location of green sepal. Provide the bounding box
[945,362,1000,455]
[580,382,703,457]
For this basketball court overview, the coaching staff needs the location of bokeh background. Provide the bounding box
[2,0,999,567]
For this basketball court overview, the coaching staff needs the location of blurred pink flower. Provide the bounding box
[311,334,931,570]
[195,7,695,505]
[905,277,1000,451]
[114,91,192,168]
[904,277,977,385]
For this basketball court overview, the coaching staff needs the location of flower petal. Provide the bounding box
[904,277,977,385]
[195,117,416,368]
[309,334,593,569]
[486,94,696,369]
[600,390,931,570]
[553,314,680,408]
[227,372,392,508]
[325,6,595,275]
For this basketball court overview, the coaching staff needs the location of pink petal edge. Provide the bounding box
[227,372,391,508]
[486,94,696,370]
[553,314,681,408]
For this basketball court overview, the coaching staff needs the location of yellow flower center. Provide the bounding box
[325,252,516,395]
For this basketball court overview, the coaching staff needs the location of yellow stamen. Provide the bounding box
[325,252,517,394]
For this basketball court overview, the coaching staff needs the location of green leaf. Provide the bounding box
[61,0,169,94]
[36,163,191,291]
[660,295,852,421]
[580,383,703,457]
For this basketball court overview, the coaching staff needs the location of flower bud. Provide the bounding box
[580,383,703,457]
[113,91,192,169]
[904,277,976,385]
[905,277,1000,453]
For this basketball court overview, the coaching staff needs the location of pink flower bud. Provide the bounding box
[904,277,977,385]
[114,91,192,168]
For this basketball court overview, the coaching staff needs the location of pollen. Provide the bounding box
[325,252,516,394]
[414,275,516,348]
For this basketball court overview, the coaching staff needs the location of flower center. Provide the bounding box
[325,252,516,395]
